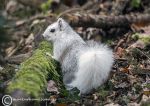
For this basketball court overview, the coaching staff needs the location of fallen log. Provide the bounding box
[63,13,150,29]
[6,41,62,106]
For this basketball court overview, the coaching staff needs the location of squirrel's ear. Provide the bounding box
[58,18,63,31]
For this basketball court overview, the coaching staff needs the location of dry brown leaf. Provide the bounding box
[16,20,26,26]
[116,47,125,58]
[25,33,34,45]
[115,82,129,89]
[104,103,119,106]
[129,40,145,49]
[128,75,138,85]
[50,95,57,104]
[47,80,59,94]
[142,25,150,35]
[120,67,129,73]
[131,22,150,32]
[140,95,150,103]
[5,42,16,55]
[56,103,67,106]
[143,89,150,96]
[127,102,140,106]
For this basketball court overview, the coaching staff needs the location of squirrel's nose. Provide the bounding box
[41,35,45,40]
[42,34,49,40]
[41,35,44,39]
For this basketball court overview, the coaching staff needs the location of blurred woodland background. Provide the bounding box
[0,0,150,106]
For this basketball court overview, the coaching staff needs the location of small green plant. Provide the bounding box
[41,0,52,12]
[131,0,141,8]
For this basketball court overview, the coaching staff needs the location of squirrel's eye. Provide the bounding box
[50,29,55,33]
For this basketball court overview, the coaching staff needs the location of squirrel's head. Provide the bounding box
[42,18,70,41]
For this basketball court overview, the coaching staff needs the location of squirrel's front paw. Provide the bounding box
[45,52,54,59]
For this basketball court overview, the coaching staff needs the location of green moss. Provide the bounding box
[132,33,139,40]
[7,41,61,99]
[140,36,150,45]
[132,33,150,45]
[106,39,113,45]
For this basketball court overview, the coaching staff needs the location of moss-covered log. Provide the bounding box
[6,41,62,105]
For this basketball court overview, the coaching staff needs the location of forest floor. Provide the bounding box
[0,0,150,106]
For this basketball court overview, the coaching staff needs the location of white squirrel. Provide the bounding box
[42,18,114,94]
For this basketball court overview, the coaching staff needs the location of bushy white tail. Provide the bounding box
[70,44,114,94]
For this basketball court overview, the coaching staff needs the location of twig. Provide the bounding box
[6,38,24,57]
[114,32,132,51]
[114,39,125,52]
[57,8,83,19]
[136,48,150,63]
[14,13,55,27]
[5,52,32,64]
[57,0,99,19]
